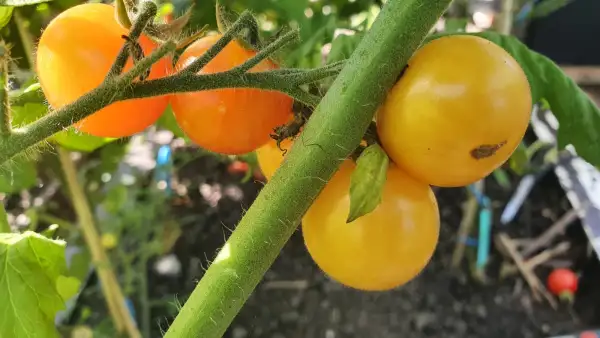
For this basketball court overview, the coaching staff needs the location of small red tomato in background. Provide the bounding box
[227,160,250,175]
[547,268,578,302]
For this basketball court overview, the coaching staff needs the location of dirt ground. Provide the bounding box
[143,151,600,338]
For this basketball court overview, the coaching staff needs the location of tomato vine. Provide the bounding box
[0,1,343,165]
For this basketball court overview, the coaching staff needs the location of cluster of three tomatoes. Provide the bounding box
[37,3,533,291]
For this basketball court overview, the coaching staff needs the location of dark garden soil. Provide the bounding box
[55,137,600,338]
[143,149,600,338]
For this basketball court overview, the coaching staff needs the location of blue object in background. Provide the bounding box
[467,183,493,270]
[154,145,173,197]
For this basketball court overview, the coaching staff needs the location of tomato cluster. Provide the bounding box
[257,35,531,291]
[36,3,293,154]
[36,4,532,292]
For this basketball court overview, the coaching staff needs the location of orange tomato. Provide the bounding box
[255,137,294,180]
[170,34,293,155]
[36,3,172,138]
[302,162,440,291]
[376,35,532,187]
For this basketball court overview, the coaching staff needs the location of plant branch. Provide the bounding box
[57,148,141,338]
[107,0,158,78]
[0,42,10,138]
[288,60,346,85]
[119,41,177,83]
[230,28,300,74]
[162,0,452,337]
[183,10,255,74]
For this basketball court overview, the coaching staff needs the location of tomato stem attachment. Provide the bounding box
[0,41,11,138]
[230,28,300,74]
[118,40,177,83]
[182,10,255,74]
[106,0,158,79]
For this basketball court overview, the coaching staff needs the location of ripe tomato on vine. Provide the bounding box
[255,137,294,180]
[376,34,532,187]
[170,34,294,155]
[36,3,172,138]
[302,161,440,291]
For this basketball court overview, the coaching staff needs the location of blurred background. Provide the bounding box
[2,0,600,337]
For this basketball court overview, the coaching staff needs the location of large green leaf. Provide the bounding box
[0,231,71,338]
[426,31,600,168]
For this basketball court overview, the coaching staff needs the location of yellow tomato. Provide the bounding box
[376,35,532,187]
[302,162,440,291]
[255,137,294,180]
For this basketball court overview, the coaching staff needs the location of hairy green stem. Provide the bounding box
[119,41,176,83]
[289,61,345,85]
[162,0,451,337]
[183,11,254,74]
[107,0,158,78]
[230,29,300,73]
[0,44,10,138]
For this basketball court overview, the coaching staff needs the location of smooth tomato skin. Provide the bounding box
[547,268,578,295]
[36,3,171,138]
[376,35,532,187]
[302,162,440,291]
[255,137,293,180]
[170,35,293,155]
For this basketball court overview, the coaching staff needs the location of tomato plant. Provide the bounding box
[302,161,440,291]
[170,34,294,155]
[255,137,293,180]
[376,35,532,187]
[547,268,578,301]
[36,3,172,138]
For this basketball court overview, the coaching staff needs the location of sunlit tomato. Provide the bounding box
[170,34,293,155]
[302,162,440,291]
[376,35,532,187]
[255,137,294,180]
[36,3,171,138]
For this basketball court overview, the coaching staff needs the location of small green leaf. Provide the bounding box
[156,105,187,139]
[326,31,363,65]
[531,0,573,19]
[51,128,116,153]
[492,168,512,190]
[113,0,132,29]
[0,153,37,193]
[215,0,239,35]
[11,102,46,126]
[0,6,13,29]
[426,31,600,168]
[215,0,260,50]
[56,275,81,302]
[0,0,51,7]
[508,142,529,175]
[0,231,70,338]
[347,144,389,223]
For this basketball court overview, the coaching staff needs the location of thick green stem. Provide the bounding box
[163,0,451,337]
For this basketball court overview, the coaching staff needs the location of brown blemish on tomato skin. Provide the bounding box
[470,140,507,160]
